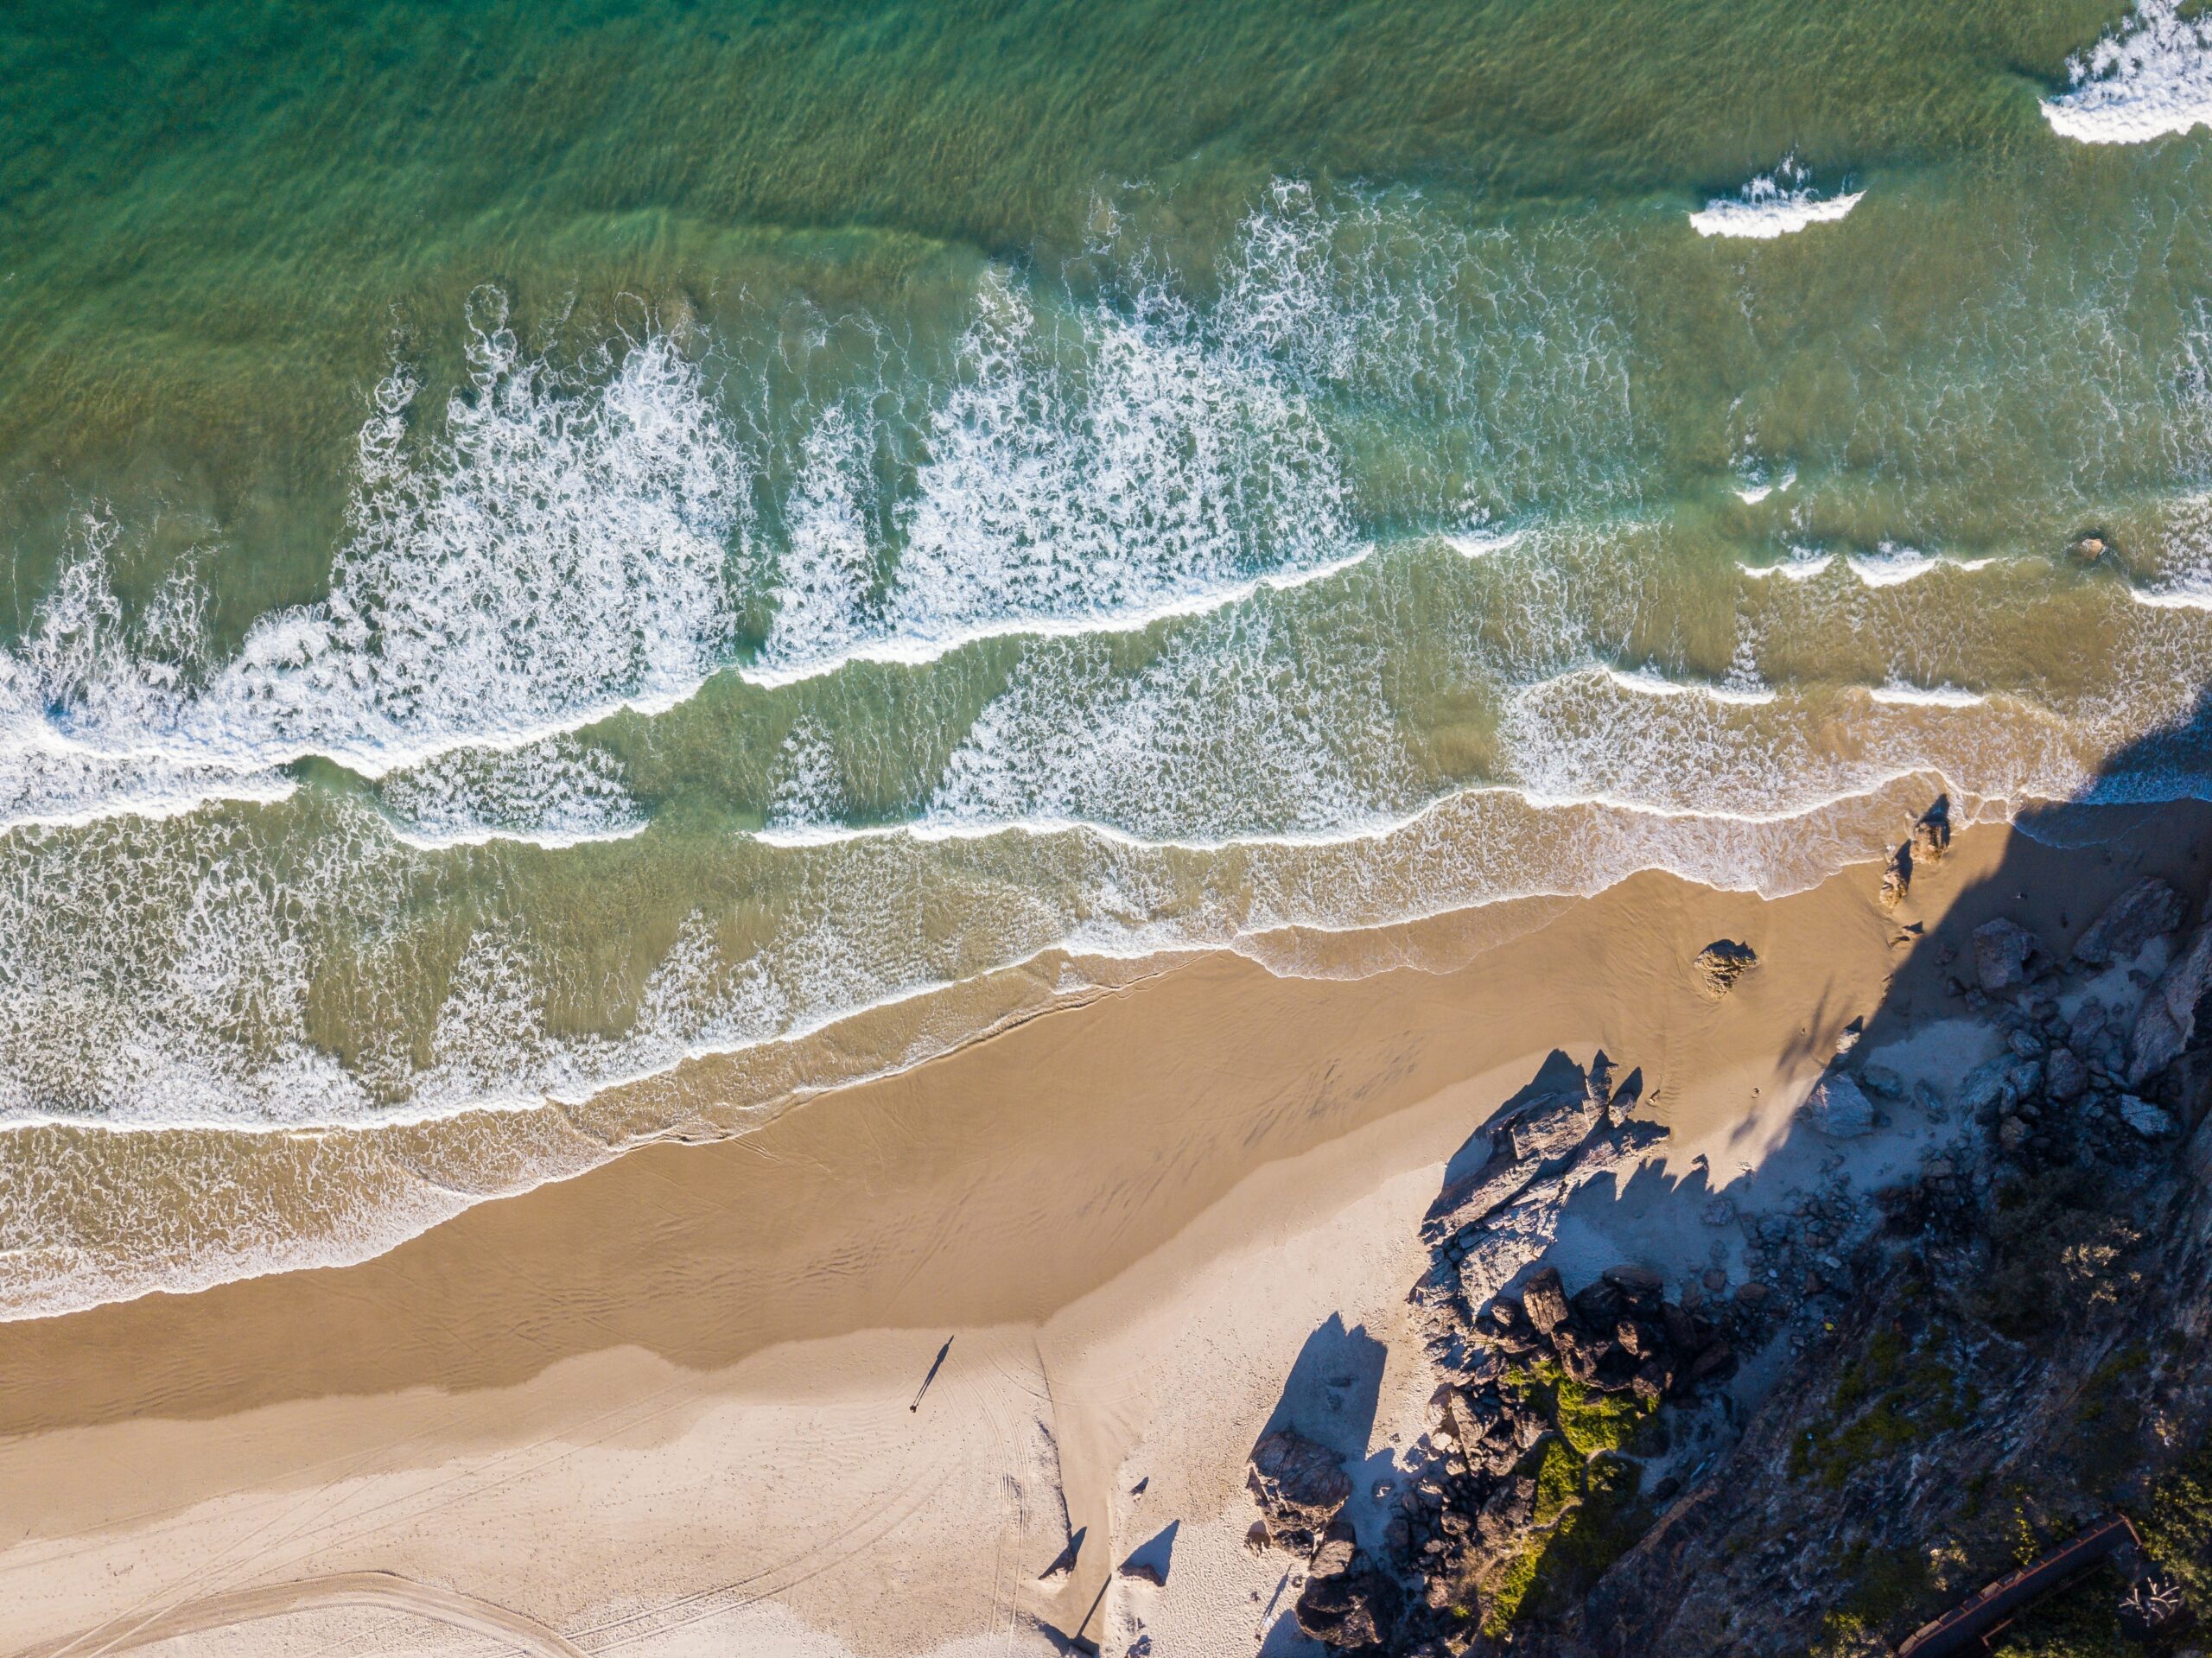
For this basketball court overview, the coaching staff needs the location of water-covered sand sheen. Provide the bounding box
[11,1,2212,1318]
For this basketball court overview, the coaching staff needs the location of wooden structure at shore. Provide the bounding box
[1896,1514,2139,1657]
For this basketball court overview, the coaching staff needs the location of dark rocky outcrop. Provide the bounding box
[1247,836,2212,1657]
[1513,896,2212,1658]
[1248,1425,1353,1555]
[1973,917,2050,993]
[2072,876,2183,967]
[1296,1555,1405,1651]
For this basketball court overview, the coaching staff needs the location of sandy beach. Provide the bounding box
[3,804,2207,1658]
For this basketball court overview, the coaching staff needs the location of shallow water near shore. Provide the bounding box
[10,0,2212,1314]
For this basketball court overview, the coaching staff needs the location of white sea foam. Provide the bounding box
[1599,666,1777,706]
[0,225,1380,826]
[373,737,647,849]
[1735,466,1796,505]
[1441,527,1525,559]
[1691,159,1865,239]
[928,607,1415,842]
[1740,551,1836,581]
[1867,683,1989,708]
[1738,545,1998,588]
[739,543,1379,689]
[0,303,751,831]
[1846,543,1942,587]
[2043,0,2212,145]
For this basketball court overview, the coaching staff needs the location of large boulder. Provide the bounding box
[2120,1095,2176,1139]
[1694,939,1758,998]
[1510,1089,1606,1164]
[1803,1072,1876,1139]
[1247,1427,1351,1552]
[1309,1513,1358,1578]
[1522,1266,1572,1337]
[1421,1150,1537,1245]
[2133,925,2212,1085]
[1294,1558,1404,1651]
[2074,878,2183,966]
[1974,918,2050,993]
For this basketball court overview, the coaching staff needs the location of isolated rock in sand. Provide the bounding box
[1803,1072,1876,1139]
[1694,939,1758,997]
[2075,878,2183,967]
[1247,1427,1351,1553]
[2132,924,2212,1084]
[1910,795,1952,864]
[1974,918,2050,993]
[1880,841,1913,911]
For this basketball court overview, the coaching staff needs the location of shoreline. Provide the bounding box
[3,804,2208,1656]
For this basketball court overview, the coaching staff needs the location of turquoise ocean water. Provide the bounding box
[7,0,2212,1313]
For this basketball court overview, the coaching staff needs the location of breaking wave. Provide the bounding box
[1689,158,1866,239]
[2044,0,2212,145]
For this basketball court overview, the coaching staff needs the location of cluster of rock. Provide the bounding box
[1947,880,2196,1167]
[1246,1426,1405,1651]
[1407,1053,1667,1358]
[1879,796,1952,910]
[1246,1054,1740,1655]
[1238,857,2212,1657]
[1366,1263,1732,1651]
[1519,867,2212,1658]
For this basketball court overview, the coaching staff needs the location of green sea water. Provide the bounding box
[6,0,2212,1314]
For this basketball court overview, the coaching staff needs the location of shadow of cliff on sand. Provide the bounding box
[1247,677,2212,1655]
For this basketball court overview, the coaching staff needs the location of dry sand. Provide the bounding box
[3,804,2207,1658]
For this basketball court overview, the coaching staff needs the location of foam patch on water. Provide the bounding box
[1740,550,1836,581]
[1738,545,1999,587]
[0,302,750,831]
[2044,0,2212,144]
[1845,543,1943,587]
[1866,683,1989,708]
[372,737,646,848]
[765,715,853,833]
[928,607,1414,841]
[1735,466,1796,505]
[1600,666,1777,706]
[1690,159,1865,239]
[885,275,1353,654]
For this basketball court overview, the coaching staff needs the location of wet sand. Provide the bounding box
[3,808,2205,1658]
